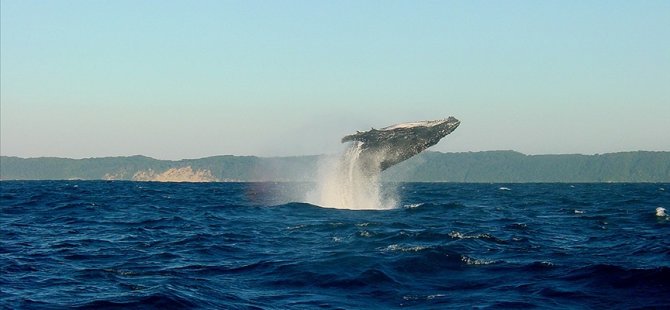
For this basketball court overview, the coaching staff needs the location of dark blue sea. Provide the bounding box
[1,181,669,309]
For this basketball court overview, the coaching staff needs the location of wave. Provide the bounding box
[4,181,670,309]
[73,293,197,309]
[401,202,465,211]
[448,230,509,244]
[562,264,670,287]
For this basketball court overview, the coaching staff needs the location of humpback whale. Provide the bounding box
[341,117,460,171]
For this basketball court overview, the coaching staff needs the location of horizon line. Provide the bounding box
[2,149,669,161]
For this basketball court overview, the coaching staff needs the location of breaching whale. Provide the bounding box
[341,117,460,171]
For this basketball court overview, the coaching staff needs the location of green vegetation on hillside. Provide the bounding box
[384,151,670,182]
[1,151,668,182]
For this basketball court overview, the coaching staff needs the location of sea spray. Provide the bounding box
[307,142,397,210]
[304,117,462,209]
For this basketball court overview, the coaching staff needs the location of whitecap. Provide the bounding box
[461,256,497,265]
[403,203,424,209]
[426,294,446,300]
[448,231,494,240]
[381,244,427,252]
[402,293,446,301]
[499,187,511,191]
[358,230,372,237]
[287,224,306,230]
[448,231,465,239]
[656,207,667,217]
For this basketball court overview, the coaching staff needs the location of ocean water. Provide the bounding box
[1,181,669,309]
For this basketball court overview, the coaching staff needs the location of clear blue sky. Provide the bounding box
[2,1,669,159]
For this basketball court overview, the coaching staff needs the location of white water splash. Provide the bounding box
[306,142,397,210]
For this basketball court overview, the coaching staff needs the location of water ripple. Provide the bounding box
[1,181,669,308]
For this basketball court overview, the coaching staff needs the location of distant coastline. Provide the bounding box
[1,151,669,183]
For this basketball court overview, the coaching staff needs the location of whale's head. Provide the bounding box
[433,117,460,139]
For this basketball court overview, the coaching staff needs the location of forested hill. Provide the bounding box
[382,151,670,182]
[1,151,668,182]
